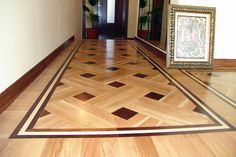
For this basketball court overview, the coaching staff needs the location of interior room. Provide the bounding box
[0,0,236,156]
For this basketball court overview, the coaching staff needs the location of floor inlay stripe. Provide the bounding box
[182,70,236,108]
[10,40,235,138]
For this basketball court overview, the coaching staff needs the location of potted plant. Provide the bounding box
[83,0,100,39]
[138,0,150,40]
[138,15,149,40]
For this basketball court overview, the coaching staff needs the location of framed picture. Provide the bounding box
[167,5,216,68]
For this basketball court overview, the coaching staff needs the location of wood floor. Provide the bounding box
[1,39,236,156]
[183,70,236,106]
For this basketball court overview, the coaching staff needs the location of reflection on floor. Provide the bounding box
[11,40,234,138]
[183,70,236,108]
[1,39,236,156]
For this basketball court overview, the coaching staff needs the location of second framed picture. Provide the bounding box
[167,5,216,68]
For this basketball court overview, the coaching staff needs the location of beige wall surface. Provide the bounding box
[2,0,235,93]
[127,0,139,38]
[0,0,82,93]
[75,0,83,38]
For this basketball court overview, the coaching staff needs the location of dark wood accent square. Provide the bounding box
[107,67,119,71]
[193,106,207,114]
[168,82,175,86]
[133,73,147,78]
[122,54,129,56]
[108,81,126,88]
[89,48,96,50]
[112,107,138,120]
[145,92,164,101]
[152,67,158,70]
[80,73,96,78]
[84,61,96,64]
[127,62,138,65]
[203,81,211,86]
[87,54,96,56]
[119,48,126,51]
[39,110,51,118]
[74,92,95,101]
[57,82,64,86]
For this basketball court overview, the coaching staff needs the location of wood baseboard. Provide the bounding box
[134,36,166,60]
[0,36,75,114]
[214,59,236,68]
[134,37,236,68]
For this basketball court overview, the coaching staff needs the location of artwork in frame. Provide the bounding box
[167,5,216,68]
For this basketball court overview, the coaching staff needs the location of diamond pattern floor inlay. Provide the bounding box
[11,40,235,138]
[133,73,147,78]
[112,107,138,120]
[108,81,126,88]
[74,92,95,101]
[145,92,164,101]
[80,73,96,78]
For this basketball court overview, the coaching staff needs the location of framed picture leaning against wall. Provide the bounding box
[167,4,216,68]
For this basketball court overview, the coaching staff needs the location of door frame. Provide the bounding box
[82,0,129,39]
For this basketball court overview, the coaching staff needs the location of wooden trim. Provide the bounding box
[134,37,236,68]
[0,36,75,114]
[214,59,236,68]
[134,36,167,61]
[126,37,134,40]
[124,0,129,38]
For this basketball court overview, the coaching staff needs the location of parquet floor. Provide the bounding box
[183,70,236,107]
[1,39,236,156]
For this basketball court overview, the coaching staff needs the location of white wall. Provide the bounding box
[0,0,82,93]
[127,0,139,38]
[170,0,236,59]
[75,0,83,38]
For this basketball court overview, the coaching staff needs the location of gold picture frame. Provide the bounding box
[167,5,216,68]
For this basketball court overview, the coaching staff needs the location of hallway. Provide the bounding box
[1,39,236,156]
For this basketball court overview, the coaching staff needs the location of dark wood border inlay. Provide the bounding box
[129,40,235,129]
[134,36,166,61]
[10,40,236,138]
[182,70,236,109]
[0,36,75,114]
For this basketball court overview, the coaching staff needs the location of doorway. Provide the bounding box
[83,0,129,39]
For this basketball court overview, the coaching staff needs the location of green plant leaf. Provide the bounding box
[88,0,98,6]
[83,5,90,12]
[139,0,147,8]
[87,13,100,28]
[139,15,149,30]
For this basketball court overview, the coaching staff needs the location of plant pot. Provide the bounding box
[138,30,149,40]
[86,28,99,39]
